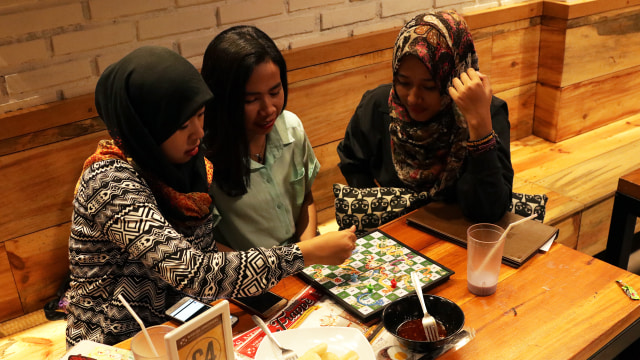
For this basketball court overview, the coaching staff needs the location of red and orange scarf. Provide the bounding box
[78,140,213,224]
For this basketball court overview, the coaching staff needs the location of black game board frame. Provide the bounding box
[298,229,454,323]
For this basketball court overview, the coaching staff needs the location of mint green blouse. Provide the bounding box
[211,110,320,250]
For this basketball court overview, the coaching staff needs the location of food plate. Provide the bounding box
[254,327,375,359]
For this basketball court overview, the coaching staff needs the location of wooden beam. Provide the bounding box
[543,0,640,20]
[283,28,397,71]
[464,0,543,29]
[0,94,96,141]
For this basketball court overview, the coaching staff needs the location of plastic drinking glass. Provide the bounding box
[467,223,505,296]
[130,325,173,360]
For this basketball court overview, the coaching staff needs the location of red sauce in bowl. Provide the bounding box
[397,318,447,342]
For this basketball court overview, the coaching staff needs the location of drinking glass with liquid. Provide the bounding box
[467,223,505,296]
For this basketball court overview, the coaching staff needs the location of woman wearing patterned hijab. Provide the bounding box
[66,46,356,347]
[337,10,513,222]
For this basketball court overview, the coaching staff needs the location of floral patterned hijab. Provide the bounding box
[388,10,478,197]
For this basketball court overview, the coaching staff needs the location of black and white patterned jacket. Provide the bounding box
[65,158,304,346]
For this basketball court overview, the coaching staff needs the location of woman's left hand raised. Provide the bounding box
[448,68,493,141]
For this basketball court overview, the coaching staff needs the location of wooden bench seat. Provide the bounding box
[2,0,640,324]
[511,113,640,253]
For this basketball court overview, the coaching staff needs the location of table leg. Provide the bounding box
[603,192,640,269]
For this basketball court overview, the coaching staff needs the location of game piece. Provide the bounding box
[300,230,454,322]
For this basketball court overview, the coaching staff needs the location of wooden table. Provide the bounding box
[377,216,640,360]
[603,167,640,270]
[118,212,640,359]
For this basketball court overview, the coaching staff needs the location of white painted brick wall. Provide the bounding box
[0,3,84,38]
[321,2,378,30]
[0,0,508,114]
[180,32,218,59]
[186,55,204,70]
[257,14,316,39]
[60,77,100,99]
[89,0,174,20]
[95,40,176,74]
[177,0,220,6]
[138,6,217,40]
[52,23,136,55]
[461,0,500,12]
[435,0,475,9]
[0,0,33,13]
[219,0,283,25]
[352,16,405,36]
[290,28,350,48]
[5,59,92,94]
[0,91,59,114]
[381,0,434,18]
[499,0,529,5]
[289,0,344,12]
[0,40,48,67]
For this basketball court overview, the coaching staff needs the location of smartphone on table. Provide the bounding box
[165,296,239,327]
[230,291,288,319]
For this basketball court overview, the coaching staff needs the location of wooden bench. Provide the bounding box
[2,0,640,324]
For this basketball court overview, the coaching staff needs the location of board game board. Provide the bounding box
[299,230,454,322]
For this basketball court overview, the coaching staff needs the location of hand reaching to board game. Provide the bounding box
[298,226,357,266]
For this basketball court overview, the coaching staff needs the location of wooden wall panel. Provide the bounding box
[287,62,391,147]
[550,213,580,250]
[543,0,640,19]
[0,243,23,322]
[490,25,540,93]
[283,28,397,71]
[0,94,96,142]
[6,224,70,313]
[0,117,105,157]
[0,131,106,243]
[474,37,493,76]
[577,197,614,256]
[495,83,536,141]
[465,1,542,29]
[535,65,640,142]
[532,82,561,141]
[561,7,640,87]
[537,24,566,87]
[288,49,392,84]
[311,140,346,212]
[536,5,640,142]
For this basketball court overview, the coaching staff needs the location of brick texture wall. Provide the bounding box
[0,0,520,114]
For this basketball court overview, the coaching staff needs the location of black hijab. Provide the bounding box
[95,46,213,194]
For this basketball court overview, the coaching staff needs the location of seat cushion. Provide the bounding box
[333,183,549,235]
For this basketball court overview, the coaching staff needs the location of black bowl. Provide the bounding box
[382,293,465,353]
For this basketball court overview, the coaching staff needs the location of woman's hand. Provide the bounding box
[297,226,357,266]
[448,68,493,140]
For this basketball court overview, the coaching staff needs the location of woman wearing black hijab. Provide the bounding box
[65,46,356,347]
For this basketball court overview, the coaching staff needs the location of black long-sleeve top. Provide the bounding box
[337,84,514,222]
